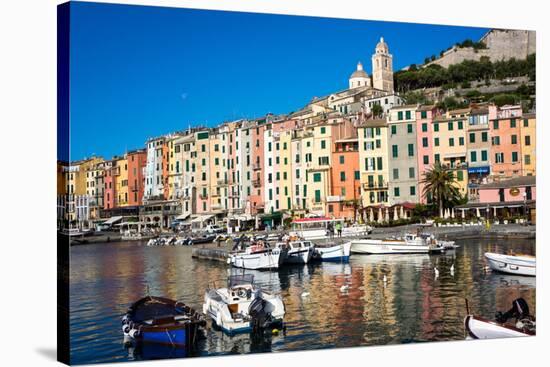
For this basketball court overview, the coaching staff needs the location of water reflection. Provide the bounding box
[70,238,535,364]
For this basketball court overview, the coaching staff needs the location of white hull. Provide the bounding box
[464,315,533,339]
[351,239,429,254]
[485,253,536,276]
[284,248,312,264]
[229,249,282,270]
[316,242,352,261]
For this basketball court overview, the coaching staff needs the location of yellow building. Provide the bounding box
[208,130,224,214]
[278,130,293,211]
[520,112,536,176]
[358,118,389,208]
[432,108,469,196]
[114,156,129,207]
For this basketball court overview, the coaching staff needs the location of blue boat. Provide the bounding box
[122,296,206,349]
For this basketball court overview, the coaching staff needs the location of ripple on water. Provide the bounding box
[69,238,535,364]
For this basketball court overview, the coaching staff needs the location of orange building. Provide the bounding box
[127,149,147,206]
[489,105,524,179]
[329,138,361,220]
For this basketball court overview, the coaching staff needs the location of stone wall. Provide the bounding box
[426,29,536,69]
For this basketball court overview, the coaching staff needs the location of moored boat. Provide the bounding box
[121,296,206,349]
[289,217,372,241]
[203,274,285,335]
[351,233,430,254]
[315,241,352,262]
[484,252,536,276]
[464,298,535,339]
[276,241,314,264]
[228,243,283,270]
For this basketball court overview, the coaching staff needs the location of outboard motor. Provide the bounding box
[248,290,271,333]
[495,298,532,323]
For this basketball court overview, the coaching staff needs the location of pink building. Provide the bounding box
[456,176,536,223]
[488,105,523,178]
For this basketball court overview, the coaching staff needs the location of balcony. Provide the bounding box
[252,179,261,187]
[253,163,261,171]
[199,194,209,200]
[363,181,388,189]
[217,179,229,186]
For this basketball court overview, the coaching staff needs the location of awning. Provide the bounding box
[191,214,214,223]
[103,216,123,225]
[175,213,190,221]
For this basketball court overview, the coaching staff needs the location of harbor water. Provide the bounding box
[69,238,536,364]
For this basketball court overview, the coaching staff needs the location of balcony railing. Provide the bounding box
[253,164,261,171]
[252,179,261,187]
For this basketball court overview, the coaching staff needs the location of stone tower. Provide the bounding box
[372,37,394,93]
[348,61,371,89]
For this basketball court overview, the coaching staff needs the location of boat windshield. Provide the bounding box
[228,274,254,288]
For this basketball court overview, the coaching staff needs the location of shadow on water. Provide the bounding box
[69,238,535,364]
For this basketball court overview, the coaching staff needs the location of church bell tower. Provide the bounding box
[372,37,394,93]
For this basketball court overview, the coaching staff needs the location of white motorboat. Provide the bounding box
[350,233,435,254]
[289,217,372,241]
[464,315,535,339]
[202,274,285,334]
[228,244,283,270]
[276,241,314,264]
[315,241,352,262]
[485,253,536,276]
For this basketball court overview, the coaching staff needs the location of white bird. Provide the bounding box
[301,292,310,298]
[434,267,439,279]
[450,263,455,276]
[383,274,387,283]
[340,285,349,292]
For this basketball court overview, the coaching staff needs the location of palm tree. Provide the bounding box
[421,162,461,218]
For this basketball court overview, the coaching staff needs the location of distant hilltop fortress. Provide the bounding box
[426,29,535,68]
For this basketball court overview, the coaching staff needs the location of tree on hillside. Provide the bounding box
[371,104,383,118]
[421,162,461,218]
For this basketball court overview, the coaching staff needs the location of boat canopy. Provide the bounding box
[191,214,214,223]
[228,274,254,288]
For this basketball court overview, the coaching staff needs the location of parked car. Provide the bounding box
[204,224,225,234]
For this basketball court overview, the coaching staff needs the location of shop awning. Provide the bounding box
[103,216,123,225]
[191,214,214,223]
[175,213,190,221]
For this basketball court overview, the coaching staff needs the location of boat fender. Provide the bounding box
[121,315,130,324]
[122,325,131,334]
[129,328,141,339]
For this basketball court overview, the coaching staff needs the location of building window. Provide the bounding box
[377,157,383,170]
[510,119,516,128]
[405,111,411,120]
[313,173,321,182]
[422,137,428,147]
[423,155,429,165]
[407,124,413,133]
[481,132,488,142]
[481,150,488,161]
[435,154,440,163]
[523,119,529,127]
[339,155,345,164]
[397,111,403,120]
[408,144,414,156]
[469,133,476,143]
[459,137,465,146]
[354,171,360,180]
[392,145,398,158]
[410,186,416,195]
[458,121,464,130]
[449,138,455,147]
[321,140,326,149]
[495,152,504,163]
[391,125,397,135]
[394,187,400,197]
[470,151,477,163]
[314,190,321,203]
[448,122,454,131]
[525,154,531,165]
[422,123,428,132]
[525,136,531,146]
[393,168,399,180]
[421,111,427,119]
[511,135,518,144]
[433,123,439,132]
[409,167,415,179]
[512,152,519,162]
[321,127,326,134]
[492,136,500,146]
[456,170,464,181]
[340,171,346,181]
[493,120,499,129]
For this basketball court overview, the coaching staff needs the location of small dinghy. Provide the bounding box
[121,296,206,348]
[314,241,352,262]
[464,298,535,339]
[485,252,536,276]
[203,274,285,335]
[276,240,314,264]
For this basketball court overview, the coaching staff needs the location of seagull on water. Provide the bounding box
[301,292,310,298]
[340,285,350,292]
[434,267,439,279]
[450,263,455,276]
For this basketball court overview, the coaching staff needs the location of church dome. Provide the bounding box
[349,61,369,79]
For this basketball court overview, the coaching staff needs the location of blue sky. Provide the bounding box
[68,1,488,161]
